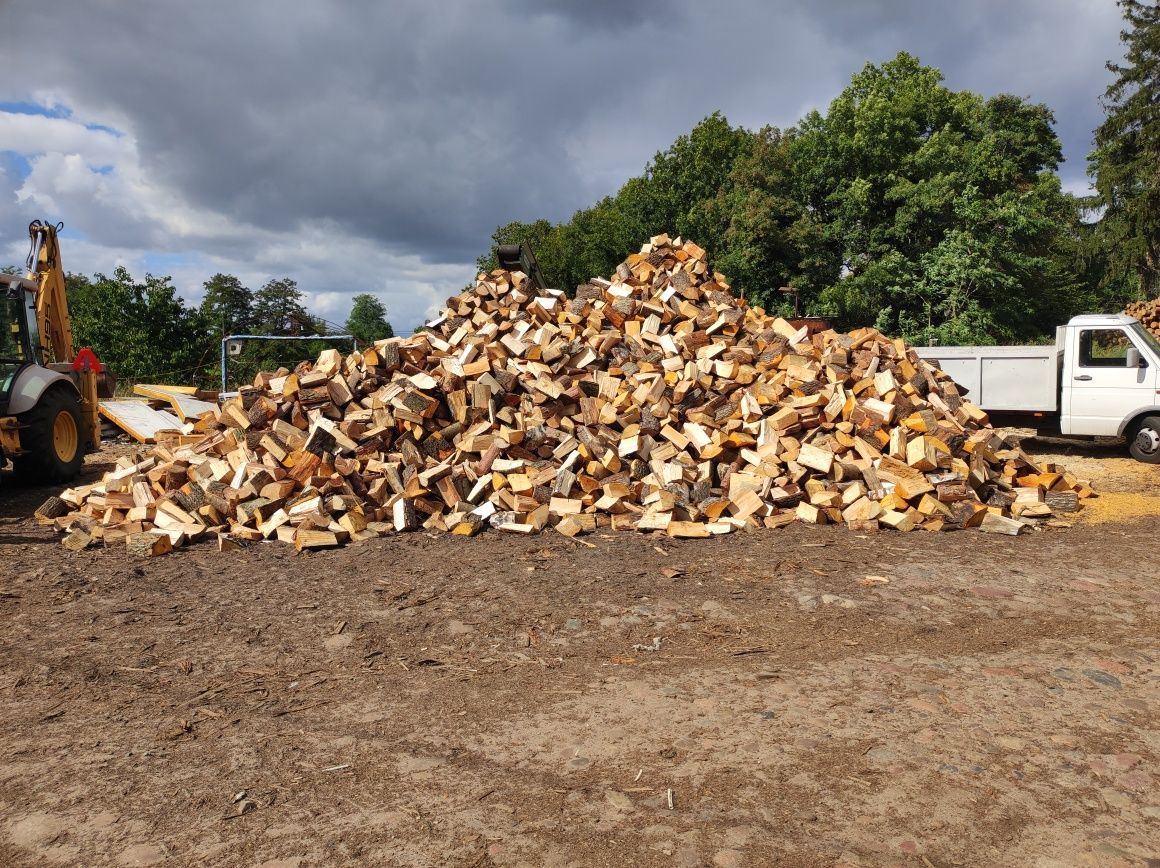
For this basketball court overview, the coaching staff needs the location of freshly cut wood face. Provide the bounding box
[42,235,1090,555]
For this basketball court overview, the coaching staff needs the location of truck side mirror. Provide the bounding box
[1126,347,1143,368]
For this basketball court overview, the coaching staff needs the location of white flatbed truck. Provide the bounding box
[913,314,1160,463]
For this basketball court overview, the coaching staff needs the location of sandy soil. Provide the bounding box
[1,436,1158,867]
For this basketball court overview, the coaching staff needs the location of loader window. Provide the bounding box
[1079,329,1134,367]
[1,296,27,361]
[1,295,26,401]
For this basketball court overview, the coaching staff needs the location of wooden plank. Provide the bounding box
[133,384,217,421]
[98,400,183,443]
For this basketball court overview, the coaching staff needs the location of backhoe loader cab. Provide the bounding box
[1,274,38,405]
[0,222,102,483]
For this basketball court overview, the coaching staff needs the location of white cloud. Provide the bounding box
[0,112,127,165]
[0,106,463,331]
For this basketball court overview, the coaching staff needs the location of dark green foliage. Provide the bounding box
[640,112,755,242]
[345,293,394,344]
[200,273,254,336]
[64,268,362,389]
[697,126,828,313]
[478,52,1110,346]
[1090,0,1160,299]
[792,53,1082,344]
[223,278,337,388]
[252,278,319,336]
[477,219,570,286]
[477,114,773,298]
[66,268,208,383]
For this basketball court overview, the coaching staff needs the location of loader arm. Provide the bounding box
[496,243,549,293]
[27,220,74,366]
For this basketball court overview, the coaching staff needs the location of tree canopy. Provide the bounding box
[792,52,1082,344]
[252,278,320,336]
[476,52,1119,345]
[66,268,207,383]
[1090,0,1160,299]
[200,273,253,336]
[60,267,368,389]
[345,293,394,344]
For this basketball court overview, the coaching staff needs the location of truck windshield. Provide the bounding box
[1130,322,1160,359]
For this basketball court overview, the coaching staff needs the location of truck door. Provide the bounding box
[1064,327,1156,435]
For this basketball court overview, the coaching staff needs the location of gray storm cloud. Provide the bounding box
[0,0,1126,329]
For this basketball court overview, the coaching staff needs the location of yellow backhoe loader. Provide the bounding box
[1,221,106,482]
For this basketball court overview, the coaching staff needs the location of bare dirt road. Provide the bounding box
[1,436,1159,867]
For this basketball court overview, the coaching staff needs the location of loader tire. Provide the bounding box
[1128,416,1160,464]
[12,387,85,483]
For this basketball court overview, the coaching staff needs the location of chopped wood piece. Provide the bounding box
[62,527,94,551]
[666,521,711,538]
[127,531,173,557]
[217,533,245,552]
[878,510,915,532]
[35,496,71,523]
[295,528,340,550]
[797,443,834,475]
[555,516,583,537]
[393,499,421,532]
[979,512,1029,536]
[1044,490,1080,513]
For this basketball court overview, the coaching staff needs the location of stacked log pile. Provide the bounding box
[38,235,1091,555]
[1125,298,1160,339]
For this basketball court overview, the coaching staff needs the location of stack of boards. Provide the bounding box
[38,235,1091,556]
[98,385,217,444]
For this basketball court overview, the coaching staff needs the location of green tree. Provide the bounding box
[793,52,1081,344]
[220,278,332,387]
[252,278,317,336]
[200,273,253,337]
[697,126,829,312]
[66,267,208,384]
[1090,0,1160,299]
[477,115,758,296]
[345,293,394,344]
[643,112,755,242]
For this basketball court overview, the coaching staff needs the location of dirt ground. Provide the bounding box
[1,433,1159,867]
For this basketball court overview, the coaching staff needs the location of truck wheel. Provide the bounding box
[1128,416,1160,464]
[12,388,85,483]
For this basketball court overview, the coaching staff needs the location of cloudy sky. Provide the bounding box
[0,0,1127,334]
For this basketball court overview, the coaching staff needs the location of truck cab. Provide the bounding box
[1060,314,1160,444]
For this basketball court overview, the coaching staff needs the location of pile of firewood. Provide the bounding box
[37,235,1092,555]
[1125,297,1160,339]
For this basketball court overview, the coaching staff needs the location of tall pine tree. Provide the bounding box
[1091,0,1160,299]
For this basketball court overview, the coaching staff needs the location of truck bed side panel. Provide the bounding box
[913,346,1060,412]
